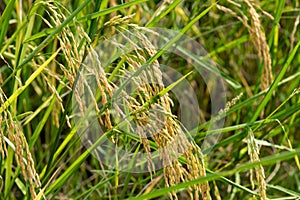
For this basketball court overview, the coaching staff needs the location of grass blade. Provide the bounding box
[0,49,60,114]
[0,0,16,47]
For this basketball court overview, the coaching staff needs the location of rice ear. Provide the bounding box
[79,22,212,199]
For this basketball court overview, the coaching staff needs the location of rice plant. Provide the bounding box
[0,0,299,199]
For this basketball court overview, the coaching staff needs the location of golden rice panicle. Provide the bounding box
[0,88,41,198]
[129,28,211,200]
[40,0,89,87]
[37,0,90,128]
[247,128,267,200]
[243,0,273,92]
[184,145,211,200]
[213,180,222,200]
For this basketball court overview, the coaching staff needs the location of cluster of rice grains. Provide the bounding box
[76,16,211,199]
[217,0,273,94]
[247,129,267,200]
[0,88,41,198]
[39,1,89,128]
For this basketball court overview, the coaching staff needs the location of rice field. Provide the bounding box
[0,0,299,199]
